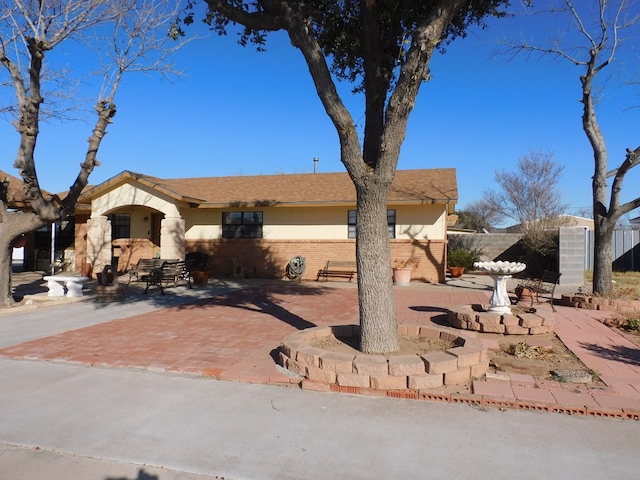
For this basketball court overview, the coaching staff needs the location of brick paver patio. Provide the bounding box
[1,279,639,418]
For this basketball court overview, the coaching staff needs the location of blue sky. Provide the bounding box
[2,4,639,222]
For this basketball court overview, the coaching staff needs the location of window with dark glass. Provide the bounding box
[57,219,75,250]
[222,211,263,238]
[348,209,396,239]
[109,213,130,239]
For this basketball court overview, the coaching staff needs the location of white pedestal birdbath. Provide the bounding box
[474,261,526,314]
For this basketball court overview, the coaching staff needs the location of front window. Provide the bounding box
[348,209,396,239]
[109,214,130,239]
[222,211,263,238]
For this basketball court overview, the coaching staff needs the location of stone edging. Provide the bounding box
[446,304,554,335]
[560,295,640,313]
[276,325,638,420]
[278,324,489,391]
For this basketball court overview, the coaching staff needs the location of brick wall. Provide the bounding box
[186,239,446,283]
[73,214,89,273]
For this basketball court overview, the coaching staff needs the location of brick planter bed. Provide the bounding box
[560,295,640,313]
[446,304,554,335]
[278,324,489,392]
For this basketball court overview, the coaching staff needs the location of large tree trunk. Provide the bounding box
[0,240,14,307]
[0,210,47,306]
[592,218,614,295]
[355,175,398,354]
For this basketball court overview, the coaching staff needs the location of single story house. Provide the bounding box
[69,168,456,283]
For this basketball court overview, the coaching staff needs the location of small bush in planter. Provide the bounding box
[393,258,419,270]
[447,247,481,271]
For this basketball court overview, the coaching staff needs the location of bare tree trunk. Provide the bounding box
[0,240,14,307]
[592,216,614,295]
[355,177,398,354]
[0,209,47,305]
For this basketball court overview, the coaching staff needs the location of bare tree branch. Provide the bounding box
[0,0,190,305]
[500,0,640,295]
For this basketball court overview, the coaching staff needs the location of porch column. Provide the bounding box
[160,216,185,260]
[86,215,111,270]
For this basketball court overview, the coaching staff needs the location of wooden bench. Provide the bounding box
[517,270,562,312]
[142,260,193,294]
[316,260,357,282]
[43,275,89,298]
[128,258,177,283]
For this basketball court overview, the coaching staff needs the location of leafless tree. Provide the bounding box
[504,0,640,295]
[0,0,187,306]
[455,199,501,232]
[483,150,571,260]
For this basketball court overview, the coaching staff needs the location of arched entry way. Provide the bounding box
[85,182,185,272]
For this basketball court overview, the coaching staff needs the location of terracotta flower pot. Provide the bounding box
[515,286,534,301]
[449,266,465,278]
[192,270,210,286]
[392,268,412,285]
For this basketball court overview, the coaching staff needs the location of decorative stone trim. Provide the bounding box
[278,324,489,390]
[560,295,640,313]
[446,304,554,335]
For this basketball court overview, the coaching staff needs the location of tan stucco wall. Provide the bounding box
[91,182,181,218]
[183,204,447,241]
[393,204,446,241]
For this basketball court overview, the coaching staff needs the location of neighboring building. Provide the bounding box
[0,170,66,271]
[74,169,458,283]
[505,214,594,233]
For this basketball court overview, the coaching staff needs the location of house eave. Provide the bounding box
[195,198,455,209]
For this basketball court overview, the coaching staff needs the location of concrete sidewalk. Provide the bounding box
[1,272,640,478]
[2,359,640,480]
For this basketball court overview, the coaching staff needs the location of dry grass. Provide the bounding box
[584,271,640,301]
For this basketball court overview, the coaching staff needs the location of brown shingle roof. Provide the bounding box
[79,169,458,207]
[0,169,54,207]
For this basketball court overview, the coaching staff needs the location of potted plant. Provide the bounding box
[94,262,114,285]
[392,258,419,285]
[447,247,478,278]
[186,252,210,286]
[93,264,126,301]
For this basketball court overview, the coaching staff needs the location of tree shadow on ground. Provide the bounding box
[202,282,320,330]
[408,306,451,327]
[10,276,48,301]
[106,468,158,480]
[578,342,640,367]
[88,278,329,331]
[443,277,493,291]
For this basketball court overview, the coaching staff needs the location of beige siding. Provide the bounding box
[263,207,350,239]
[394,204,446,241]
[183,204,446,241]
[184,209,222,240]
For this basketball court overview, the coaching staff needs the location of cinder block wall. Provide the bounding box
[450,233,524,262]
[559,227,586,285]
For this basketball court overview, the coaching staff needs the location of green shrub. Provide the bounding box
[447,247,481,270]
